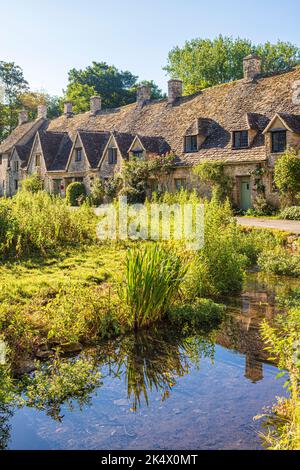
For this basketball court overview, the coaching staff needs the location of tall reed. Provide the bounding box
[120,244,187,329]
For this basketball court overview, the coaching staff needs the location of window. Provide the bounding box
[74,177,83,182]
[0,155,2,165]
[233,131,249,149]
[175,178,187,191]
[13,161,19,172]
[132,150,144,159]
[35,154,41,167]
[272,131,286,153]
[184,135,198,152]
[75,148,82,162]
[108,148,118,164]
[14,180,18,191]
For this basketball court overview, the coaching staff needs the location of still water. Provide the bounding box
[2,273,298,450]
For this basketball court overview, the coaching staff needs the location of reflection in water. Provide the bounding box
[94,326,217,411]
[1,272,298,450]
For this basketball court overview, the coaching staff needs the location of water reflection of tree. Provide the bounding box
[95,324,217,411]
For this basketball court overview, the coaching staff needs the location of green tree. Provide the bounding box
[0,61,29,138]
[18,91,62,120]
[164,36,300,94]
[135,80,166,100]
[67,61,138,110]
[65,82,96,114]
[66,62,165,112]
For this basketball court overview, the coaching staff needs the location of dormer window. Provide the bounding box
[132,150,144,159]
[271,130,286,153]
[233,131,249,149]
[108,148,118,164]
[75,148,82,162]
[184,135,198,152]
[35,154,41,167]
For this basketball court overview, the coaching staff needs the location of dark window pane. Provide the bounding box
[233,131,248,148]
[272,131,286,153]
[108,148,118,164]
[75,149,82,161]
[185,135,198,152]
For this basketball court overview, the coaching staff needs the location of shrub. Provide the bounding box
[274,149,300,206]
[277,288,300,309]
[66,182,86,206]
[246,194,276,216]
[21,175,44,193]
[120,244,188,329]
[168,298,225,329]
[193,161,233,201]
[280,206,300,220]
[237,228,287,265]
[89,178,105,206]
[187,196,247,297]
[258,248,300,277]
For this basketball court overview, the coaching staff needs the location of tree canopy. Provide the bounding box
[164,36,300,94]
[65,61,165,112]
[0,61,29,140]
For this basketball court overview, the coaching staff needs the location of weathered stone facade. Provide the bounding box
[1,55,300,207]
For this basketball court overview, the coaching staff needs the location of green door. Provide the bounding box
[241,178,251,211]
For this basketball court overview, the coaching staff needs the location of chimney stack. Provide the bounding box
[243,54,262,81]
[168,79,183,103]
[137,85,151,106]
[37,104,47,119]
[18,110,28,126]
[64,101,73,117]
[90,95,101,114]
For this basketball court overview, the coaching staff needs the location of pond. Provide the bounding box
[1,272,299,450]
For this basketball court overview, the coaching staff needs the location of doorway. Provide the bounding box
[240,177,251,211]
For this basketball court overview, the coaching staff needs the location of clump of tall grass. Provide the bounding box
[0,191,97,257]
[120,244,188,329]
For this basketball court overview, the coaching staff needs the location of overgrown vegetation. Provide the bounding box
[193,161,233,202]
[274,149,300,207]
[0,190,96,257]
[257,309,300,450]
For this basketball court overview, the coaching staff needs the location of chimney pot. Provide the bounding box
[90,95,101,114]
[168,79,183,103]
[243,54,262,81]
[18,110,28,126]
[64,101,73,116]
[137,85,151,106]
[37,104,47,119]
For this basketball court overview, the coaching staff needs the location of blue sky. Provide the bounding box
[1,0,300,96]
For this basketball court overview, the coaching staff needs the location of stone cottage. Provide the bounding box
[1,54,300,209]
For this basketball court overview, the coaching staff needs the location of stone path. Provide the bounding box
[236,217,300,234]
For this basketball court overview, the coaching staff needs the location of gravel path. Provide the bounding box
[236,217,300,234]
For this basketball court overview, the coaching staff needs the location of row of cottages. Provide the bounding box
[1,54,300,209]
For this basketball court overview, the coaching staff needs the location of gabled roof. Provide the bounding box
[262,113,300,134]
[38,131,67,170]
[14,135,36,168]
[49,134,73,171]
[112,132,135,158]
[78,131,111,168]
[0,118,47,154]
[131,135,171,155]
